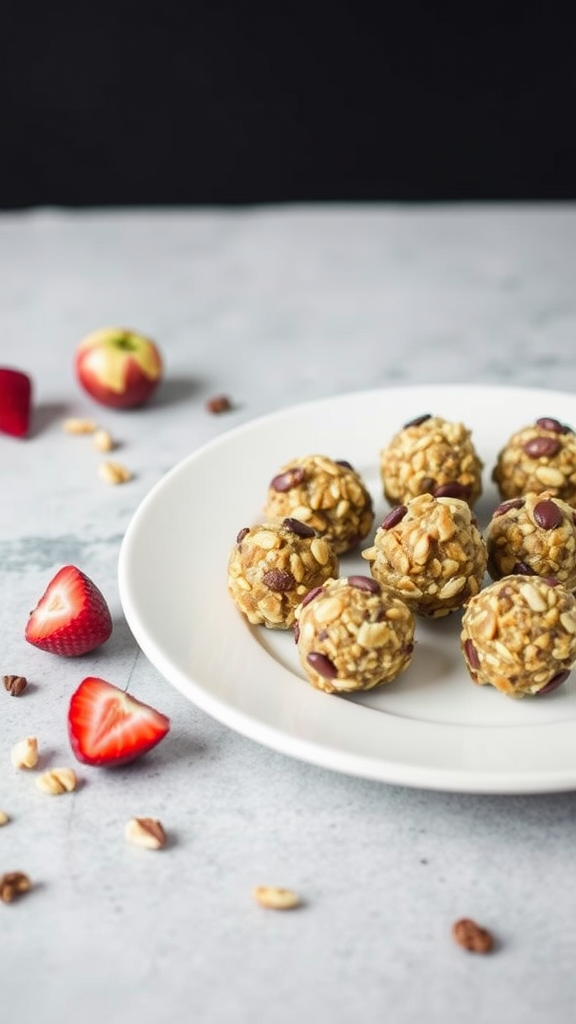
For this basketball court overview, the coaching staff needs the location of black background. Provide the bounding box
[1,0,575,208]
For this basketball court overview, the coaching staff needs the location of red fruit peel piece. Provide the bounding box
[0,367,32,437]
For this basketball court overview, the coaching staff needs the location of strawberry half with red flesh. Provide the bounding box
[68,676,170,766]
[25,565,113,656]
[0,367,32,437]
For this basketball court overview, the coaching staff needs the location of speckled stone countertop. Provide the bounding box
[2,204,576,1024]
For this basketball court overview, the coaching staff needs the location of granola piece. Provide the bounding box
[294,575,415,694]
[379,414,483,508]
[486,492,576,588]
[362,493,487,618]
[263,455,374,554]
[227,518,339,629]
[492,416,576,507]
[461,575,576,697]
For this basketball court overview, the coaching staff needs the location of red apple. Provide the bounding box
[75,328,163,409]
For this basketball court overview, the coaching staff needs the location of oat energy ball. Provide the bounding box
[227,518,339,629]
[492,416,576,507]
[379,414,483,507]
[263,455,374,554]
[294,575,415,694]
[461,575,576,697]
[486,492,576,589]
[362,493,487,617]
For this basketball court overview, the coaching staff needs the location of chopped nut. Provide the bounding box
[0,871,32,903]
[98,460,132,485]
[35,768,77,795]
[11,736,39,769]
[252,886,302,910]
[62,417,97,434]
[452,917,494,953]
[0,811,9,826]
[206,394,232,414]
[3,674,28,696]
[125,816,167,850]
[93,428,115,452]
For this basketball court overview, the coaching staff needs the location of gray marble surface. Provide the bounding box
[1,204,576,1024]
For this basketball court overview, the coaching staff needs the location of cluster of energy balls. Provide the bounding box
[227,414,576,699]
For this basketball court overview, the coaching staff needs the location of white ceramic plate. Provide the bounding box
[118,384,576,794]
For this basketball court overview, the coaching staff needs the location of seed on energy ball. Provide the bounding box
[536,417,572,434]
[523,436,560,459]
[306,651,338,679]
[282,517,315,538]
[533,499,563,530]
[347,575,381,593]
[270,467,306,492]
[381,505,408,530]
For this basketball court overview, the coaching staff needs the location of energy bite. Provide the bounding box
[294,575,415,694]
[379,414,483,507]
[362,493,487,617]
[486,492,576,589]
[227,518,338,629]
[263,454,374,554]
[461,575,576,697]
[492,416,576,507]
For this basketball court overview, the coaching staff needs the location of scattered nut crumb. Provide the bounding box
[0,871,31,903]
[0,811,10,826]
[98,460,132,485]
[10,736,39,770]
[452,918,494,953]
[252,886,301,910]
[93,428,115,452]
[35,768,78,795]
[3,674,27,696]
[125,816,167,850]
[206,394,232,414]
[62,417,97,434]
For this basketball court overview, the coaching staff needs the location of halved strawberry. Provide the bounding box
[0,367,32,437]
[25,565,113,656]
[68,676,170,766]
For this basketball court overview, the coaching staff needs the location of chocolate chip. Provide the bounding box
[535,670,571,696]
[464,638,480,670]
[347,575,381,593]
[381,505,408,530]
[533,499,563,530]
[306,651,338,679]
[293,623,300,644]
[512,561,536,576]
[282,517,315,538]
[301,586,324,607]
[492,499,525,518]
[523,436,561,458]
[433,482,471,500]
[270,467,306,492]
[404,413,432,428]
[262,569,296,592]
[236,527,250,544]
[335,459,354,470]
[536,417,566,434]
